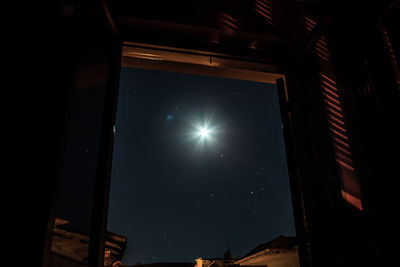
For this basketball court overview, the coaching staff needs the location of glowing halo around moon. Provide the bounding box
[192,122,215,143]
[186,116,221,154]
[199,127,210,139]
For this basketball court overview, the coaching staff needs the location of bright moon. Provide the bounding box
[199,128,210,138]
[187,117,220,152]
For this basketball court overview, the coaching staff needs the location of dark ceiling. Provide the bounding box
[106,0,290,63]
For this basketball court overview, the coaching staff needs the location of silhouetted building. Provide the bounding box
[131,263,194,267]
[234,236,299,267]
[50,218,127,267]
[195,236,298,267]
[195,258,235,267]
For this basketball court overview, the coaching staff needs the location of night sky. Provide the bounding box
[107,67,296,265]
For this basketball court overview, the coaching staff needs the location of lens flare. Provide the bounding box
[185,114,222,155]
[199,127,210,138]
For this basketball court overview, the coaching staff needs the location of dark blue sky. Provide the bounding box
[107,67,295,265]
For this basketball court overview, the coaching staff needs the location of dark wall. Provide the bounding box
[12,1,120,267]
[12,2,77,266]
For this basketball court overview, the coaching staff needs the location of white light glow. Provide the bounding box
[199,127,210,138]
[185,114,223,155]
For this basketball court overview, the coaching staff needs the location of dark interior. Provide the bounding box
[13,0,399,267]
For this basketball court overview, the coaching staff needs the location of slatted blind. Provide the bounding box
[254,0,275,26]
[381,27,400,87]
[303,16,363,210]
